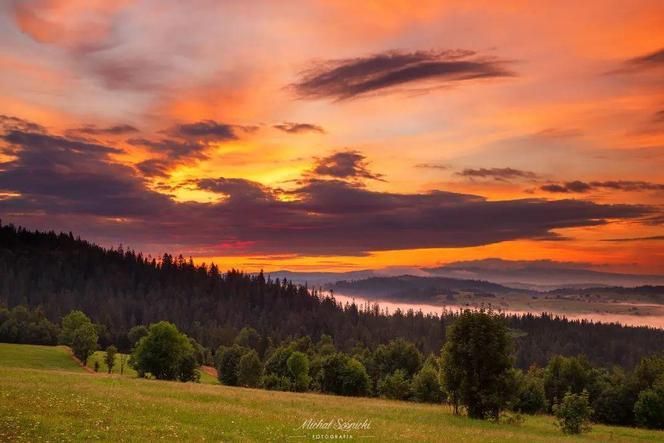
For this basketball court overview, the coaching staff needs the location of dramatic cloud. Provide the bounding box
[200,179,651,254]
[135,158,172,178]
[195,177,274,202]
[291,49,514,100]
[457,167,538,181]
[312,151,383,181]
[126,119,253,177]
[127,138,208,161]
[67,124,138,136]
[0,120,656,256]
[127,138,210,177]
[0,115,46,133]
[273,122,325,134]
[541,180,664,193]
[169,120,239,142]
[0,129,171,218]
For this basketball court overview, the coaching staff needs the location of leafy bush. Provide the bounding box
[0,305,59,345]
[411,366,443,403]
[553,390,593,434]
[633,382,664,429]
[287,351,311,392]
[498,411,525,426]
[592,377,639,426]
[261,374,292,391]
[379,369,411,400]
[320,353,370,396]
[216,344,249,386]
[237,350,263,387]
[513,370,547,414]
[59,310,98,364]
[130,321,198,381]
[104,345,118,374]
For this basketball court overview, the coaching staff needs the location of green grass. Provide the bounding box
[0,343,83,372]
[87,350,218,384]
[88,351,136,376]
[1,344,663,442]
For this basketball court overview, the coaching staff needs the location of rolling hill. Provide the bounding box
[1,343,663,442]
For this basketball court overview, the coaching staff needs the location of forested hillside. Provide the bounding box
[1,223,663,368]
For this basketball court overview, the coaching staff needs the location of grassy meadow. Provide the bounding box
[1,343,663,442]
[86,350,218,384]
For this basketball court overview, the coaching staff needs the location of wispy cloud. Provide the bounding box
[291,49,514,100]
[541,180,664,193]
[457,167,538,182]
[274,122,325,134]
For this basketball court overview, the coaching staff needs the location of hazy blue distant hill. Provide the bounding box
[329,275,526,303]
[424,258,664,289]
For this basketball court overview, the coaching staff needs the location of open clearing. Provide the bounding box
[1,343,662,442]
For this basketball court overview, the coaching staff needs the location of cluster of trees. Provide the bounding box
[2,224,664,433]
[0,305,58,345]
[209,312,664,431]
[2,302,664,432]
[1,223,662,372]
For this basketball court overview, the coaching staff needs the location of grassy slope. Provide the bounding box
[1,344,663,442]
[87,350,218,384]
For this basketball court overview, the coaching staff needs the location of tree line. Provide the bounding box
[7,304,662,433]
[1,223,662,371]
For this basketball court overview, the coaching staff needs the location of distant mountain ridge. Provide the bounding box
[424,258,664,289]
[269,258,664,290]
[328,275,526,303]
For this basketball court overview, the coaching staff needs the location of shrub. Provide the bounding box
[0,305,58,345]
[234,327,261,351]
[261,374,293,391]
[498,411,525,426]
[216,344,249,386]
[379,369,411,401]
[59,310,98,364]
[287,351,311,392]
[71,322,98,364]
[543,355,598,411]
[411,366,443,403]
[592,379,639,426]
[127,325,149,348]
[320,353,369,396]
[513,370,547,414]
[238,350,263,388]
[59,310,91,345]
[553,390,593,434]
[105,345,118,374]
[263,344,295,379]
[374,338,422,379]
[130,321,198,381]
[633,382,664,429]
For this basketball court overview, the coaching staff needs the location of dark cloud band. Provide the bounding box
[0,119,655,256]
[291,49,514,100]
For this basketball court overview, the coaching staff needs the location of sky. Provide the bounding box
[0,0,662,274]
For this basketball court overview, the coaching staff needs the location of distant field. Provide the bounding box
[1,344,663,442]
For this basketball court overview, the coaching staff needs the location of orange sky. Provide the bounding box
[0,0,662,273]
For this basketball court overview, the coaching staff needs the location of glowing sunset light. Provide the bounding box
[0,0,661,275]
